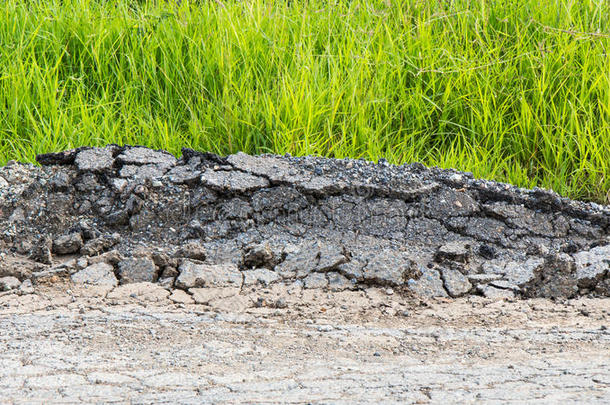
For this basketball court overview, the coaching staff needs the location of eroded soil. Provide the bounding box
[0,283,609,404]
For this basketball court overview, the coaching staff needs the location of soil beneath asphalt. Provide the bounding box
[1,146,609,403]
[1,283,609,404]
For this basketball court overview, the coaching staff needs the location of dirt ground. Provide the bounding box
[0,283,609,404]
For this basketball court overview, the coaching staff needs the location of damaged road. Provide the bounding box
[1,146,610,403]
[0,145,608,299]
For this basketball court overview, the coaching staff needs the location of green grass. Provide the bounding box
[1,0,609,202]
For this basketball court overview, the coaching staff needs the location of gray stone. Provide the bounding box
[117,257,158,284]
[361,251,418,286]
[32,267,71,283]
[424,188,479,218]
[478,284,515,299]
[48,171,71,191]
[0,276,21,291]
[242,268,280,287]
[435,240,472,263]
[336,260,365,281]
[161,266,179,279]
[112,178,128,192]
[573,244,610,288]
[80,234,121,256]
[157,277,175,289]
[88,250,123,266]
[316,244,347,272]
[303,273,328,289]
[483,202,555,236]
[176,260,242,289]
[327,272,353,291]
[227,152,297,183]
[8,206,24,223]
[440,268,472,297]
[299,175,349,194]
[75,172,100,191]
[407,268,448,297]
[174,242,206,261]
[30,236,52,265]
[275,243,320,279]
[52,233,83,255]
[120,164,169,179]
[201,169,269,192]
[166,165,201,185]
[71,263,118,287]
[489,280,520,291]
[117,147,177,167]
[522,254,578,299]
[243,243,274,268]
[150,252,173,268]
[503,258,544,286]
[75,148,114,172]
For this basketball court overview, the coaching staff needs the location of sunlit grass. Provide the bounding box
[0,0,609,202]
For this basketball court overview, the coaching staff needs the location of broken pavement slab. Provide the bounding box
[71,263,118,287]
[176,260,243,289]
[0,145,607,301]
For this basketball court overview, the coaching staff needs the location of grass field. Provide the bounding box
[1,0,609,202]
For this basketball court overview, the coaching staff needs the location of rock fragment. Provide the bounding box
[30,236,53,264]
[176,260,242,289]
[478,284,515,299]
[0,276,21,291]
[74,148,115,172]
[466,273,503,284]
[19,279,34,294]
[316,244,348,272]
[303,273,328,289]
[407,268,448,297]
[327,272,353,291]
[117,257,158,284]
[275,244,320,279]
[48,171,72,191]
[440,268,472,297]
[166,165,201,185]
[88,250,123,266]
[201,169,269,192]
[573,244,610,288]
[435,241,471,263]
[52,233,83,255]
[116,147,176,167]
[522,254,578,299]
[361,251,419,286]
[71,263,118,287]
[481,258,544,287]
[120,164,168,179]
[243,243,274,268]
[174,242,206,261]
[242,268,280,287]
